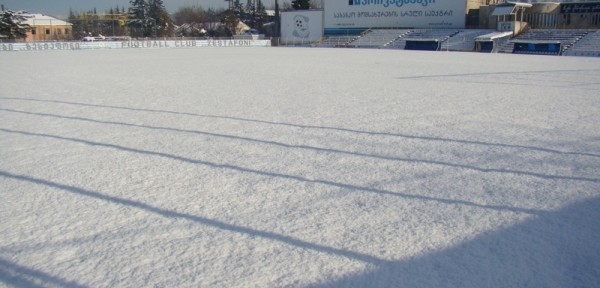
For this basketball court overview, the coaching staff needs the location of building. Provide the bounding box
[22,14,73,42]
[480,1,600,31]
[527,1,600,29]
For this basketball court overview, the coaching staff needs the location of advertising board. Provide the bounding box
[324,0,466,34]
[281,10,324,44]
[0,39,272,52]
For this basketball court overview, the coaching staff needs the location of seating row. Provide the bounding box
[311,29,600,56]
[564,30,600,56]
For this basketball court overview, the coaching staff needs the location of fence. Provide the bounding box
[0,37,272,52]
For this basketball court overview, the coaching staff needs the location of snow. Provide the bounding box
[1,48,599,287]
[21,14,72,27]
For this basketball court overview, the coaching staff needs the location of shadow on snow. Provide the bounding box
[1,97,598,159]
[0,129,554,215]
[0,171,389,266]
[1,171,598,288]
[1,110,598,185]
[307,196,600,288]
[0,257,85,288]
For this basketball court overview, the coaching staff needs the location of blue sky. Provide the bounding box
[0,0,278,18]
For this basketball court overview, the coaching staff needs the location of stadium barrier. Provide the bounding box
[512,40,562,56]
[404,39,442,51]
[0,39,272,52]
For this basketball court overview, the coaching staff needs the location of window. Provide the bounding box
[65,28,70,34]
[32,28,36,35]
[564,14,571,25]
[45,28,50,35]
[593,14,600,25]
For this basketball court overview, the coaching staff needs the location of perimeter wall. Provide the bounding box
[0,39,272,52]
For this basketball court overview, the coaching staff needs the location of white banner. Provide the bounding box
[281,11,324,44]
[324,0,466,33]
[0,39,271,52]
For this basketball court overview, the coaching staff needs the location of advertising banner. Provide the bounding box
[325,0,466,34]
[0,39,272,52]
[281,10,324,44]
[560,2,600,14]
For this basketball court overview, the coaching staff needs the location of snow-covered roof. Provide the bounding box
[21,14,72,26]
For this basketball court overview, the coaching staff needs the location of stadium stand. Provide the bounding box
[563,30,600,57]
[474,31,513,53]
[496,40,516,54]
[317,35,360,47]
[440,29,495,51]
[387,29,461,50]
[349,29,412,48]
[500,29,593,55]
[312,28,600,57]
[519,29,590,51]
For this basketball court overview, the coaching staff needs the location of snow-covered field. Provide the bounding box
[1,47,599,287]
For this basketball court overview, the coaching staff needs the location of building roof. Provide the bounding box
[492,5,517,16]
[22,14,72,26]
[492,2,533,16]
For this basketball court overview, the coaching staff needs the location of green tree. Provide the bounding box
[173,6,207,36]
[128,0,147,20]
[67,8,83,38]
[245,0,254,14]
[241,0,267,30]
[173,6,205,26]
[233,0,244,18]
[128,0,153,37]
[254,0,267,31]
[0,10,30,40]
[291,0,310,10]
[274,0,280,37]
[246,0,256,28]
[148,0,173,37]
